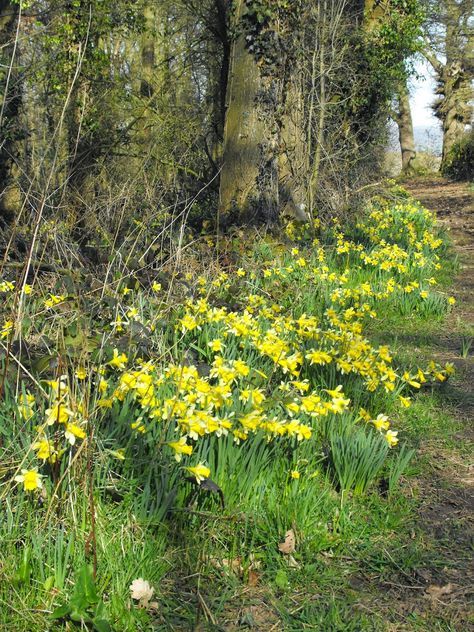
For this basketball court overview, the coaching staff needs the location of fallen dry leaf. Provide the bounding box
[130,578,154,607]
[425,583,454,601]
[278,529,296,555]
[222,557,244,574]
[210,557,243,575]
[248,569,260,586]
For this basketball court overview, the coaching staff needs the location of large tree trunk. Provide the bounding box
[218,0,267,221]
[209,0,230,149]
[396,82,416,173]
[423,0,473,172]
[279,74,308,221]
[0,0,22,221]
[440,0,473,168]
[436,63,472,169]
[308,0,328,210]
[219,1,307,223]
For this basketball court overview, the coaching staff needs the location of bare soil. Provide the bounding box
[405,177,474,322]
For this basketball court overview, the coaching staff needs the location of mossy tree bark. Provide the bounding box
[0,0,22,221]
[363,0,388,28]
[423,0,473,171]
[279,74,308,221]
[435,62,473,170]
[219,1,308,223]
[218,0,267,221]
[308,0,328,213]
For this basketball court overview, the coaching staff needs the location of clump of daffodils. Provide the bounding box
[7,193,455,492]
[14,375,88,492]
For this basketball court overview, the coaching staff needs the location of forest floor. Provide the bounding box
[365,176,474,630]
[1,177,473,632]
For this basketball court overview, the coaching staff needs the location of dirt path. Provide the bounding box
[405,177,474,323]
[396,177,474,629]
[404,177,474,404]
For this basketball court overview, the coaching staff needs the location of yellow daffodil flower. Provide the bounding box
[168,437,193,462]
[385,429,399,447]
[15,469,43,491]
[0,320,13,339]
[64,422,86,445]
[109,348,128,369]
[185,462,210,483]
[208,339,224,352]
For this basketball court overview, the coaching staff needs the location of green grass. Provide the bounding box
[0,378,468,630]
[1,190,472,630]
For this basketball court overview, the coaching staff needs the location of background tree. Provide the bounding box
[219,0,424,223]
[392,80,417,173]
[1,0,424,267]
[422,0,474,171]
